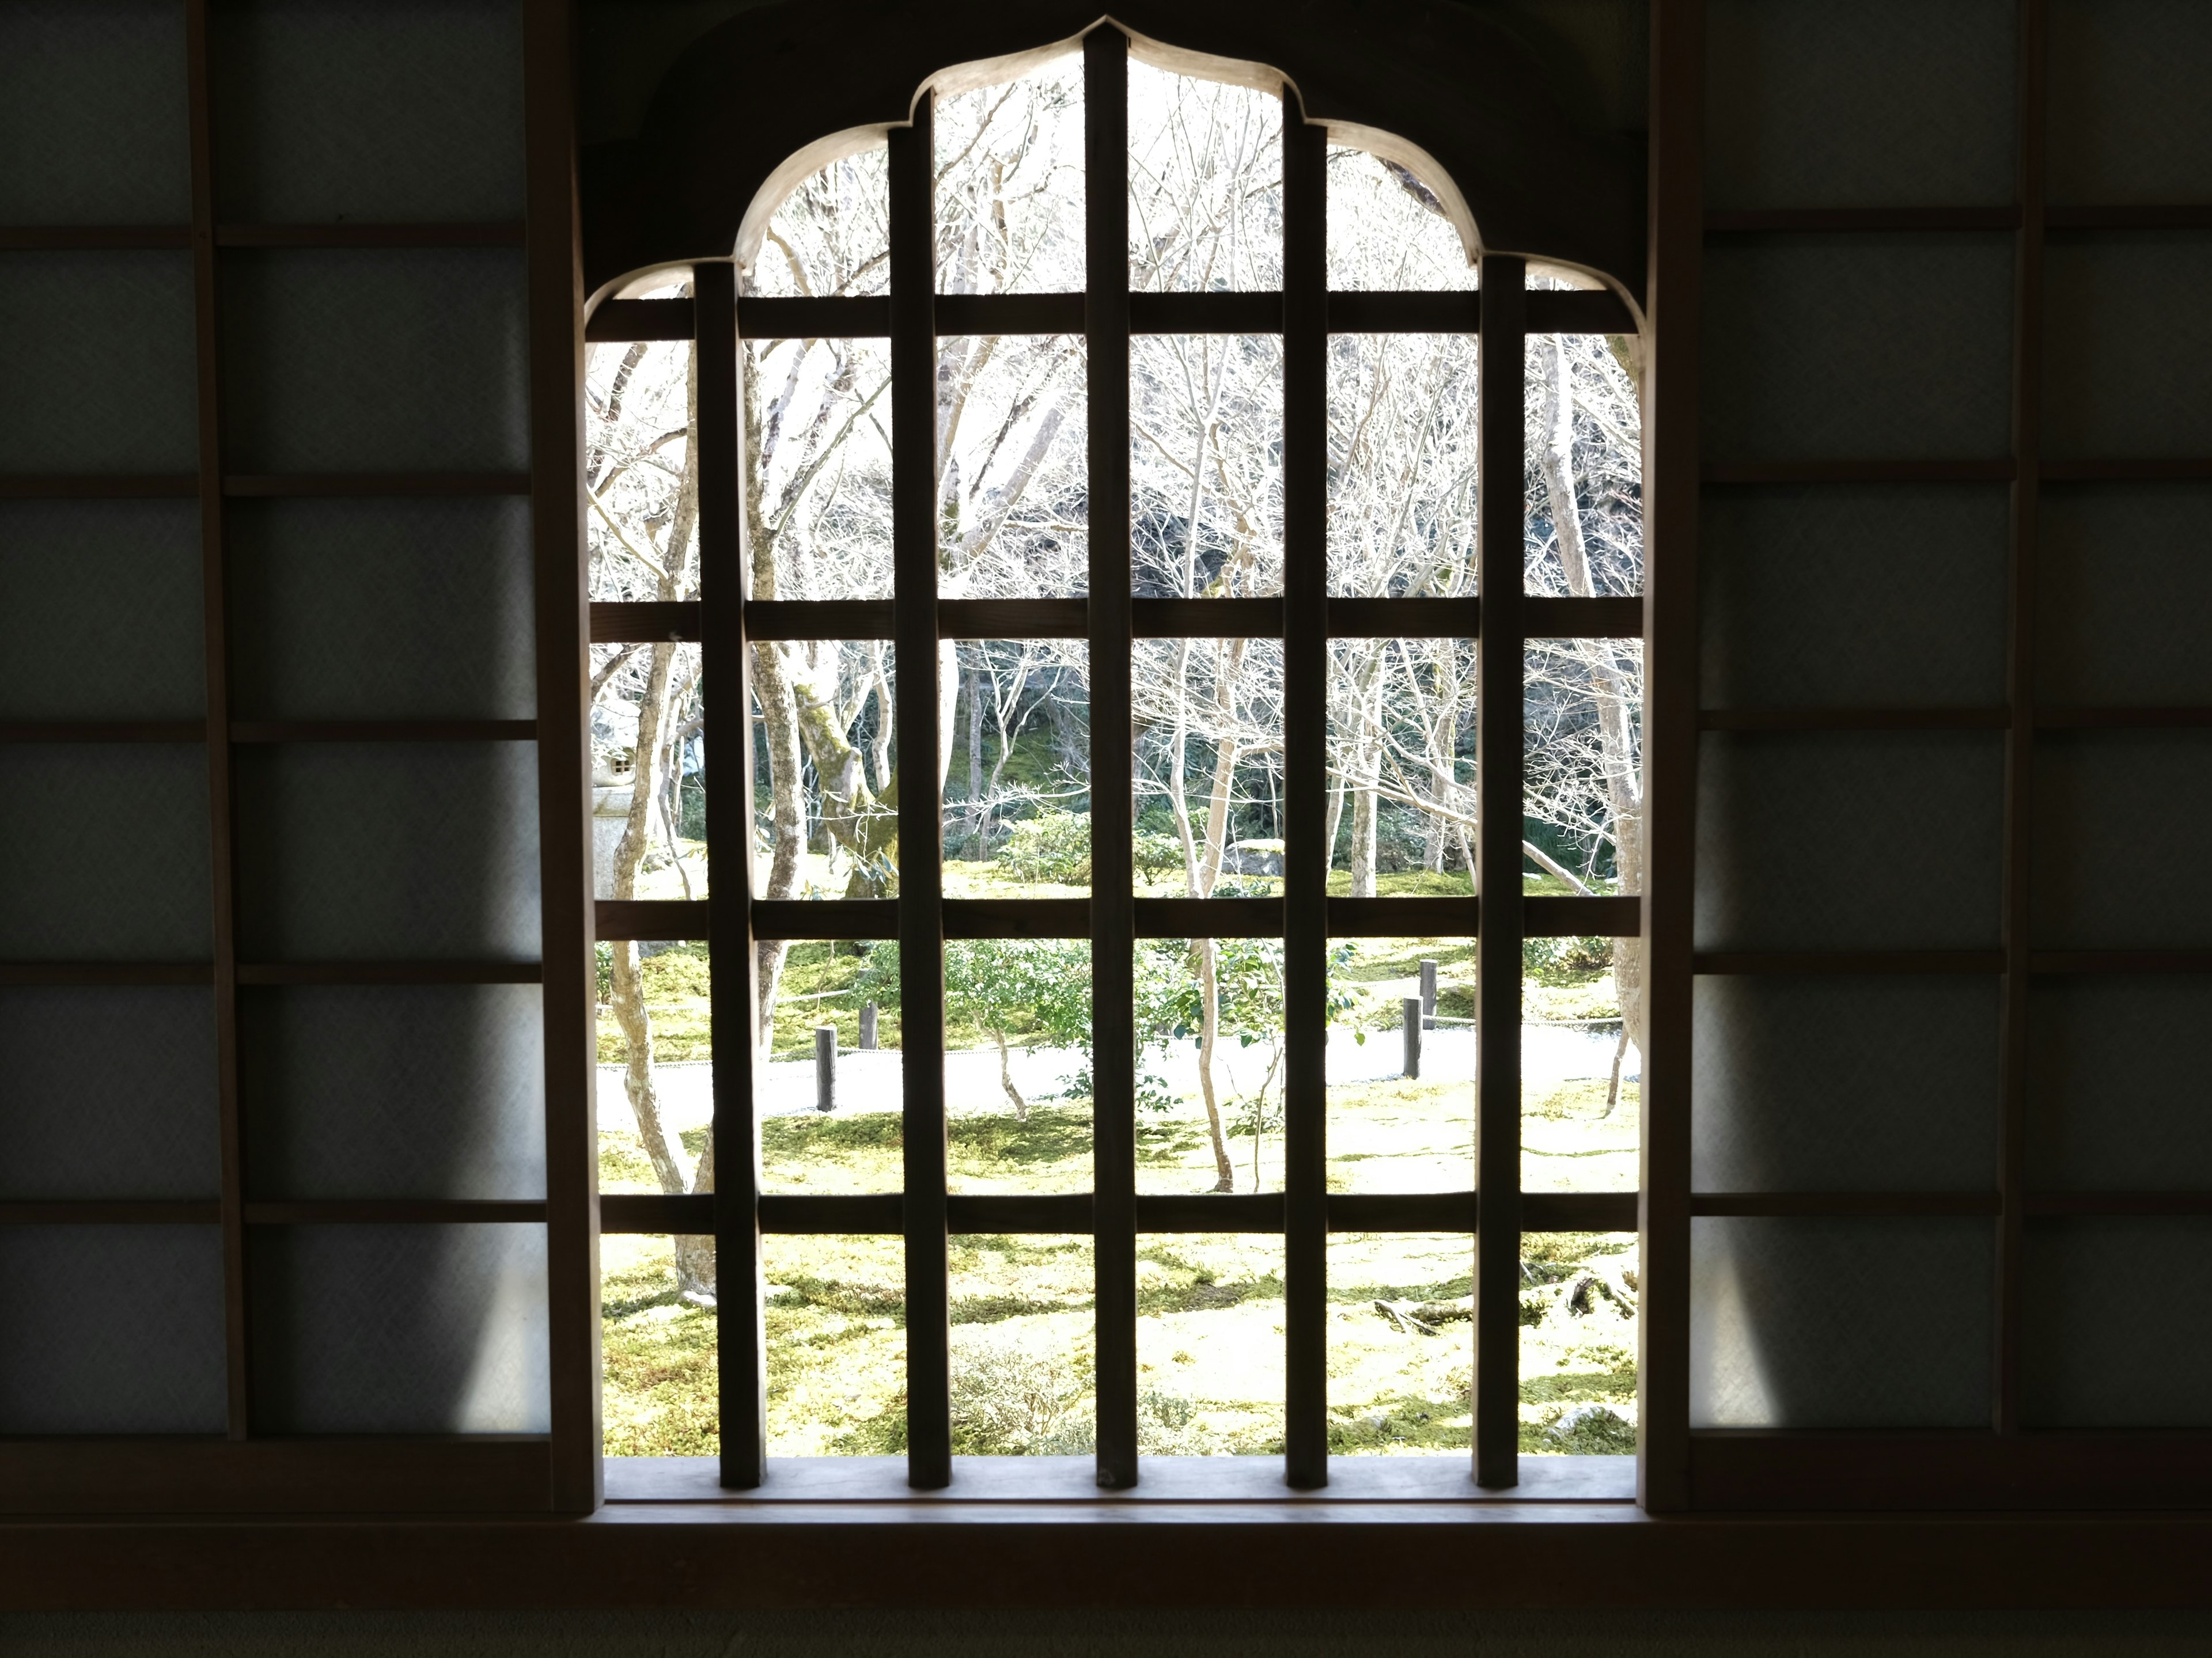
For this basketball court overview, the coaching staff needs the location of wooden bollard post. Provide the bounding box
[815,1025,837,1113]
[859,1001,878,1050]
[1419,960,1438,1030]
[1402,997,1422,1079]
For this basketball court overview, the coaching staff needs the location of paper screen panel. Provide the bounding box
[1699,485,2009,710]
[0,501,204,720]
[2031,732,2212,950]
[2037,484,2212,707]
[1692,975,1999,1193]
[0,746,211,959]
[0,0,190,224]
[0,1226,227,1433]
[228,498,535,720]
[1694,731,2005,952]
[0,988,218,1200]
[249,1223,549,1433]
[234,742,540,961]
[2042,234,2212,461]
[0,253,198,473]
[1690,1217,1992,1428]
[2022,1217,2212,1428]
[242,984,544,1200]
[1699,237,2014,464]
[2048,0,2212,205]
[2027,977,2212,1192]
[1705,0,2016,210]
[208,0,524,222]
[218,248,529,473]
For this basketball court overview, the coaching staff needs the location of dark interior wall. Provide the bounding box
[578,0,1648,149]
[3,0,2207,1644]
[5,1608,2212,1655]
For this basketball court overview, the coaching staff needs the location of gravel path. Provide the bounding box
[600,1025,1637,1131]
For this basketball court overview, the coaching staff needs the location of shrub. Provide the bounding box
[1000,811,1092,883]
[1522,934,1612,982]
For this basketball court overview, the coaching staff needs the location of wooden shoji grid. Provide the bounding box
[1642,0,2212,1512]
[588,24,1641,1491]
[0,0,592,1513]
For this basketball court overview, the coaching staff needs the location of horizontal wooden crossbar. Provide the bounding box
[597,1191,1643,1235]
[595,896,1641,942]
[585,289,1638,344]
[590,594,1642,646]
[1695,950,2212,976]
[1702,707,2212,733]
[0,472,540,500]
[0,222,527,251]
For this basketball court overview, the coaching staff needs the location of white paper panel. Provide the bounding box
[1705,0,2016,210]
[2043,234,2212,459]
[0,746,212,960]
[0,988,218,1200]
[2027,978,2212,1192]
[234,742,541,961]
[209,0,525,223]
[1700,237,2014,464]
[2031,733,2212,950]
[1693,976,1999,1192]
[2022,1218,2212,1427]
[0,253,198,473]
[1690,1217,1992,1428]
[228,498,536,720]
[219,248,529,472]
[0,1,190,224]
[243,984,545,1200]
[0,502,205,720]
[250,1223,550,1433]
[2048,0,2212,204]
[1695,732,2005,952]
[0,1226,227,1433]
[2038,484,2212,707]
[1699,485,2009,709]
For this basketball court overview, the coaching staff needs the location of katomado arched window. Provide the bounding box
[581,13,1643,1493]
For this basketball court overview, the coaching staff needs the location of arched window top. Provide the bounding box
[581,3,1645,306]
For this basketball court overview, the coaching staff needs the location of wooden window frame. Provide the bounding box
[9,0,2212,1605]
[584,18,1641,1497]
[1641,0,2212,1515]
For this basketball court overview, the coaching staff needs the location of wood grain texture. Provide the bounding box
[1472,252,1526,1490]
[1639,0,1703,1515]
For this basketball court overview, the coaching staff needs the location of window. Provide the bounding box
[585,22,1641,1492]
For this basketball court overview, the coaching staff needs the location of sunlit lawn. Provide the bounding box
[600,855,1637,1459]
[600,1072,1639,1460]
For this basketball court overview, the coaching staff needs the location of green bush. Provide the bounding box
[1001,811,1092,883]
[1522,934,1612,982]
[1001,810,1186,885]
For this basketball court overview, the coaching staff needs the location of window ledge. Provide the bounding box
[601,1454,1639,1505]
[7,1464,2212,1612]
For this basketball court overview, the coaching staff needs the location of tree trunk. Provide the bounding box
[1193,937,1236,1192]
[993,1028,1028,1122]
[1538,334,1646,1062]
[964,661,986,858]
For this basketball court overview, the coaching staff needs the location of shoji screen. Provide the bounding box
[0,0,586,1514]
[1658,0,2212,1509]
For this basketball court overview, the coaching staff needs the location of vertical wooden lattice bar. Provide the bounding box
[695,259,766,1487]
[183,0,249,1439]
[889,94,952,1489]
[1279,94,1331,1490]
[1994,0,2048,1436]
[1472,253,1527,1488]
[525,0,603,1509]
[1085,24,1139,1491]
[1638,0,1704,1513]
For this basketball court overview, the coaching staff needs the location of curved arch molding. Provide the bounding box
[580,1,1646,300]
